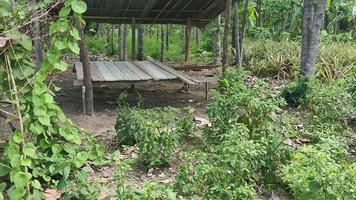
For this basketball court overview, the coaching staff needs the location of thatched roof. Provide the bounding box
[83,0,225,27]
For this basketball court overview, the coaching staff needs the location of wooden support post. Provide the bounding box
[184,19,192,63]
[205,82,209,100]
[76,18,94,115]
[166,24,169,52]
[131,19,136,60]
[137,24,144,61]
[120,24,127,61]
[160,24,165,62]
[118,24,121,59]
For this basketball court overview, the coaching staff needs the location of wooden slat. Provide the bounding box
[142,61,176,79]
[114,61,141,81]
[125,61,152,80]
[147,58,197,85]
[103,61,127,81]
[90,62,105,81]
[132,61,161,81]
[75,62,84,81]
[134,61,175,81]
[95,61,117,81]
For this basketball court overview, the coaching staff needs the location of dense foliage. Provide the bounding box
[115,103,195,167]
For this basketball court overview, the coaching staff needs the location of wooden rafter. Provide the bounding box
[175,0,193,18]
[153,0,174,23]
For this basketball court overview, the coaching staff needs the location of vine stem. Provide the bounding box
[5,53,31,195]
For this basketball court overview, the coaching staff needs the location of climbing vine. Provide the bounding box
[0,0,104,199]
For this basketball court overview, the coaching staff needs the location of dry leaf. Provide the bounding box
[44,189,62,200]
[194,116,211,127]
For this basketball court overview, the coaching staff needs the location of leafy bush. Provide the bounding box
[280,77,310,108]
[207,69,285,141]
[175,70,293,199]
[282,137,356,200]
[282,78,353,124]
[174,125,262,199]
[115,106,194,167]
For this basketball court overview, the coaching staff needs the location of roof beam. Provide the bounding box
[141,0,160,17]
[123,0,132,16]
[176,0,193,18]
[153,0,174,23]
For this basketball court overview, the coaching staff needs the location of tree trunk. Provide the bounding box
[10,0,16,11]
[256,0,262,27]
[233,0,242,68]
[137,24,144,61]
[222,0,232,69]
[29,0,43,70]
[239,0,249,56]
[213,15,222,65]
[75,18,94,115]
[131,19,136,60]
[301,0,327,76]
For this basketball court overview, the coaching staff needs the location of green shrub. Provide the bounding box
[175,125,261,199]
[207,69,285,141]
[281,78,353,131]
[281,78,310,108]
[282,137,356,200]
[115,107,194,167]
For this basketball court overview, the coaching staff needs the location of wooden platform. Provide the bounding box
[74,59,199,86]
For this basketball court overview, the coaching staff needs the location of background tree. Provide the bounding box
[300,0,327,76]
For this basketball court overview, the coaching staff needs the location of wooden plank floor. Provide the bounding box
[74,60,198,85]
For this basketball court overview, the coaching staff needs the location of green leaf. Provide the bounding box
[71,0,87,14]
[54,40,66,50]
[0,165,10,177]
[20,157,32,167]
[52,144,62,155]
[44,94,54,104]
[0,182,6,192]
[68,40,80,54]
[7,185,26,200]
[31,180,42,190]
[54,61,68,71]
[10,155,21,168]
[20,35,32,51]
[33,82,47,95]
[13,131,23,144]
[23,143,37,158]
[38,116,51,126]
[64,143,76,154]
[59,6,71,17]
[14,172,32,189]
[70,28,81,40]
[34,105,47,116]
[27,189,43,200]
